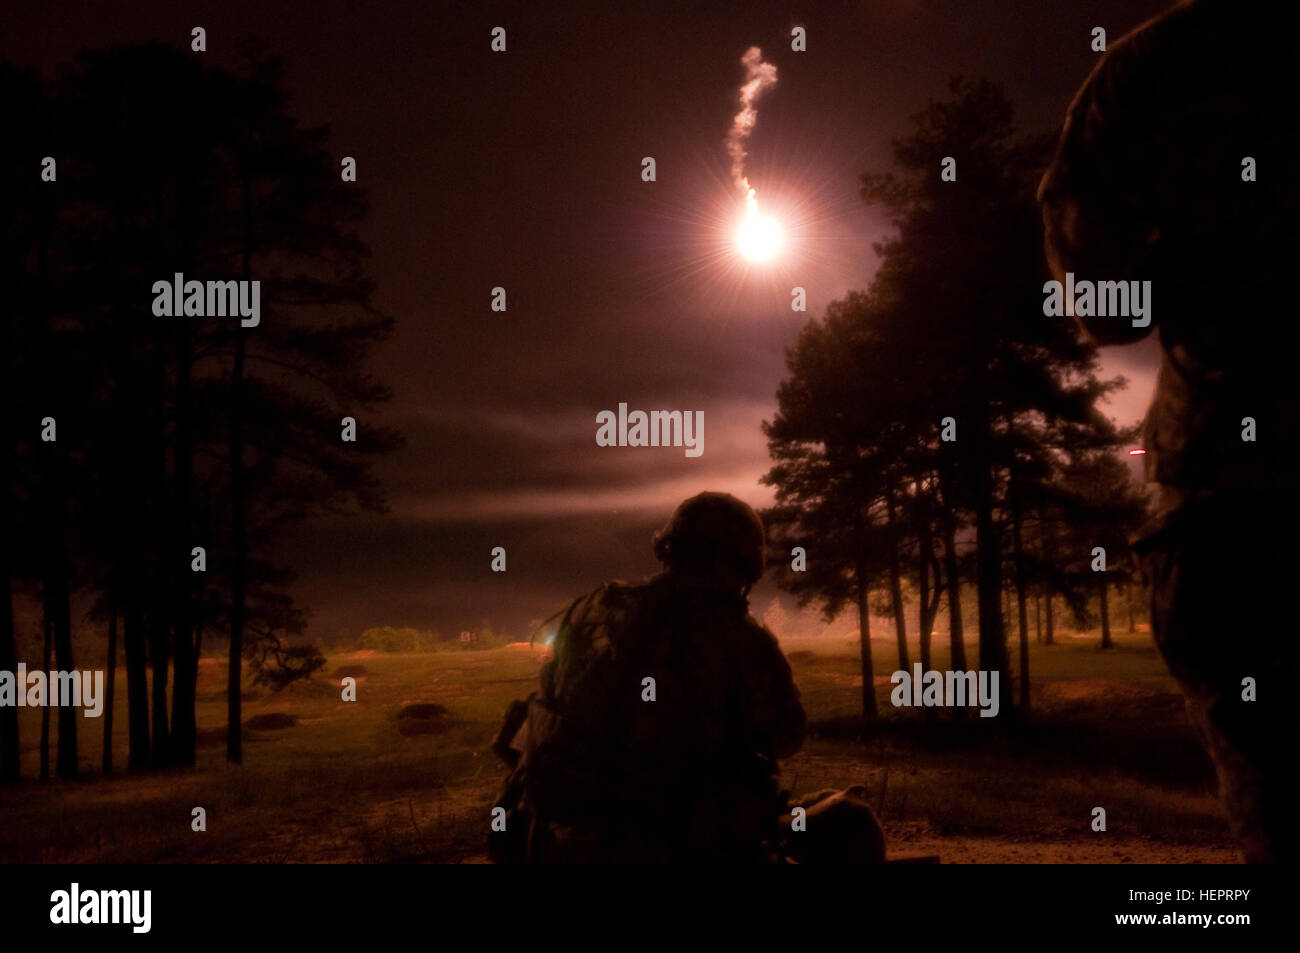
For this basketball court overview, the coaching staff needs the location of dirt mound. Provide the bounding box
[276,678,332,699]
[395,702,452,736]
[332,665,368,678]
[244,712,299,731]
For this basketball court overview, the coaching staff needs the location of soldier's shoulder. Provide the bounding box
[733,612,785,654]
[550,581,647,669]
[591,577,656,607]
[563,578,656,624]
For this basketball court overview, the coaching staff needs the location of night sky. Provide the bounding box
[7,0,1167,639]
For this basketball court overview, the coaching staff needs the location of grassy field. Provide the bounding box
[0,627,1237,863]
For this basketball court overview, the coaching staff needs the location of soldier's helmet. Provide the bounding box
[652,492,766,586]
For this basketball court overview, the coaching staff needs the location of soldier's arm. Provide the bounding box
[1038,23,1161,347]
[747,623,806,760]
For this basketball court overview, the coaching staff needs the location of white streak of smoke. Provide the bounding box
[726,46,778,206]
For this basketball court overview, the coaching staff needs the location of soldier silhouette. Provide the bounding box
[489,492,885,863]
[1039,0,1298,862]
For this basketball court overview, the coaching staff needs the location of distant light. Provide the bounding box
[1128,449,1146,456]
[737,212,783,261]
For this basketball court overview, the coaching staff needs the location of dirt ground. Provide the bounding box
[0,628,1237,863]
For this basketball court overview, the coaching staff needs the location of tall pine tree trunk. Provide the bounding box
[917,525,942,722]
[125,602,150,770]
[228,328,246,764]
[1041,508,1056,646]
[0,516,17,782]
[228,173,252,765]
[52,569,76,778]
[1100,581,1112,648]
[884,485,909,672]
[149,349,170,766]
[853,516,877,719]
[1010,477,1030,711]
[940,501,966,672]
[192,626,203,691]
[102,605,117,775]
[39,615,52,782]
[915,494,936,674]
[0,301,16,781]
[149,619,169,764]
[917,554,930,674]
[44,459,78,779]
[974,451,1006,681]
[170,324,196,766]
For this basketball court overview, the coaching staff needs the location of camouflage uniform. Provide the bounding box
[1039,0,1299,861]
[495,570,805,863]
[490,493,808,863]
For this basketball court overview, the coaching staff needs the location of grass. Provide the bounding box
[0,629,1236,863]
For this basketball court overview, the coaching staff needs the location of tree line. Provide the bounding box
[761,79,1148,719]
[0,44,401,782]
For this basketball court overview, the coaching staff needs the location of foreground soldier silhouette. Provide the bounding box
[490,492,885,863]
[1039,0,1298,862]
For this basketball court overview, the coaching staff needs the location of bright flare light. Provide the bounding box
[737,191,783,261]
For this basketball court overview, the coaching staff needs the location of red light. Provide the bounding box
[1128,448,1146,455]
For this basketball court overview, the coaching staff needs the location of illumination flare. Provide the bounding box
[727,47,781,260]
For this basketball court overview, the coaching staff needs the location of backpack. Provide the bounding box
[487,583,666,861]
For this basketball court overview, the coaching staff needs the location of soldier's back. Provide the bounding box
[523,573,799,861]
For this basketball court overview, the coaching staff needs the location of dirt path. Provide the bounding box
[885,829,1237,863]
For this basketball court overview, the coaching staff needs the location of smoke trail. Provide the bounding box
[726,46,778,210]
